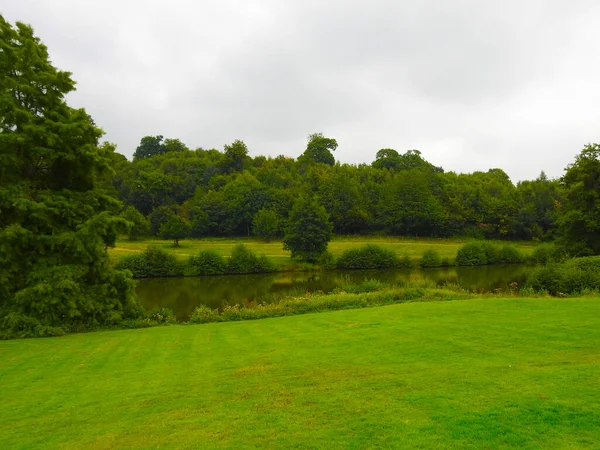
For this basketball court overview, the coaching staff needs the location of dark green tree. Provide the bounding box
[120,206,150,240]
[372,149,401,170]
[556,144,600,255]
[148,205,175,236]
[133,135,166,160]
[221,139,249,173]
[252,209,279,242]
[159,215,190,246]
[299,133,337,166]
[379,170,444,236]
[0,18,138,337]
[283,196,333,261]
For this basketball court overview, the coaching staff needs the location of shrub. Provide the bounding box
[226,244,276,274]
[145,308,177,324]
[456,241,524,266]
[115,246,183,278]
[531,243,561,265]
[497,245,525,264]
[317,251,337,270]
[340,278,387,294]
[184,250,227,276]
[399,254,414,269]
[189,305,220,324]
[455,242,488,266]
[525,256,600,295]
[525,264,563,295]
[419,249,442,268]
[337,244,399,270]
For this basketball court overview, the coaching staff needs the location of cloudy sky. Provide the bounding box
[4,0,600,181]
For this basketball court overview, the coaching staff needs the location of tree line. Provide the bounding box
[106,133,563,245]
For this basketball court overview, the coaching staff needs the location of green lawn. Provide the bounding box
[109,236,536,267]
[1,297,599,449]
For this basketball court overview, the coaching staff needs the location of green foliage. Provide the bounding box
[456,241,524,266]
[455,243,488,266]
[0,18,138,338]
[316,250,337,270]
[226,244,276,274]
[115,247,183,278]
[525,256,600,295]
[188,284,471,324]
[379,171,444,236]
[184,250,227,276]
[497,244,526,264]
[420,249,443,267]
[298,133,337,166]
[148,205,175,236]
[133,135,166,160]
[120,206,150,240]
[531,243,561,265]
[221,139,249,173]
[338,278,387,294]
[159,215,190,246]
[337,244,399,270]
[283,196,333,262]
[556,143,600,256]
[252,208,279,242]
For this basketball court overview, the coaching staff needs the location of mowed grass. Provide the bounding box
[109,236,536,267]
[1,297,599,449]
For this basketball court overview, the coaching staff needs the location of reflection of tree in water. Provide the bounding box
[136,265,535,320]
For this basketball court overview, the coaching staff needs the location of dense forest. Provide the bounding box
[107,133,563,243]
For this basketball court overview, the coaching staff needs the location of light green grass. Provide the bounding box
[109,236,536,268]
[1,297,599,449]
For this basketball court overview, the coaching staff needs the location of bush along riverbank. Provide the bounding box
[114,241,569,279]
[524,255,600,295]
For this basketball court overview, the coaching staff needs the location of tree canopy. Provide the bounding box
[283,196,333,262]
[0,17,138,338]
[557,144,600,255]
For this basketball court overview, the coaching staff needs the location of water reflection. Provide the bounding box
[136,265,534,320]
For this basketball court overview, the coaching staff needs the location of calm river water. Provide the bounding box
[136,265,534,320]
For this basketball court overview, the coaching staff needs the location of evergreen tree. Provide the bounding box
[0,17,138,338]
[283,197,333,262]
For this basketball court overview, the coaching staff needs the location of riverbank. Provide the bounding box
[108,236,537,271]
[2,296,598,448]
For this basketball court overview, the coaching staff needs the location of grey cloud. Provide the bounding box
[4,0,600,181]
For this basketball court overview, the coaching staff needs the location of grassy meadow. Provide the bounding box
[108,236,537,268]
[1,297,599,449]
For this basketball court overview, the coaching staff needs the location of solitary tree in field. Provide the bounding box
[283,196,333,262]
[0,17,138,337]
[160,215,190,246]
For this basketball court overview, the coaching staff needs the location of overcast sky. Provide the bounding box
[4,0,600,181]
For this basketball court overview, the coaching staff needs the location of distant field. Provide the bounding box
[109,236,537,267]
[1,297,599,449]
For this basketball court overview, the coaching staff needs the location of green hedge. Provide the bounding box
[456,241,524,266]
[420,249,442,268]
[184,250,227,276]
[337,244,399,270]
[226,244,276,274]
[115,247,183,278]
